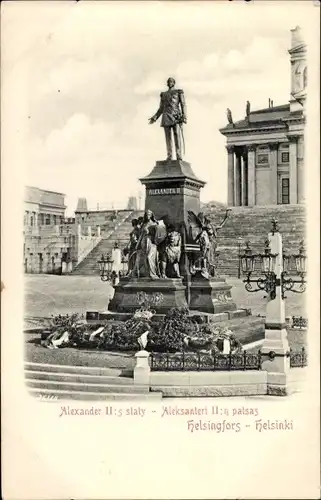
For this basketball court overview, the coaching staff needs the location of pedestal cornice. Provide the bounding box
[140,160,206,188]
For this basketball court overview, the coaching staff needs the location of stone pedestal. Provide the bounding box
[109,277,188,314]
[140,160,205,226]
[139,159,206,309]
[189,275,237,314]
[108,276,128,312]
[134,350,150,385]
[261,231,290,376]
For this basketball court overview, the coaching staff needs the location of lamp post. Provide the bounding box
[240,225,307,301]
[240,239,278,299]
[98,253,114,282]
[282,241,307,298]
[240,218,307,375]
[120,254,128,277]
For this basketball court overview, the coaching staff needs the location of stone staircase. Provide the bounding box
[72,205,305,278]
[25,362,162,401]
[72,210,144,275]
[204,205,306,277]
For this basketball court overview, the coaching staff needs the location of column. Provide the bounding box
[234,153,241,206]
[242,151,248,206]
[240,152,246,206]
[226,145,235,206]
[268,143,278,205]
[247,145,256,206]
[289,136,298,204]
[297,135,305,203]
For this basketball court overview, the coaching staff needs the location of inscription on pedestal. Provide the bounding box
[148,188,181,195]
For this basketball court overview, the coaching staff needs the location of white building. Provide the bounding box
[220,26,306,206]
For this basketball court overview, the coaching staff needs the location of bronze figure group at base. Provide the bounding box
[188,209,231,279]
[124,210,182,280]
[123,208,231,281]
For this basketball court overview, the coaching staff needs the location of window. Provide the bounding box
[256,146,269,166]
[45,215,51,225]
[281,152,289,163]
[281,178,290,204]
[257,154,269,165]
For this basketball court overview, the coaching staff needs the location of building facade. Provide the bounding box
[24,186,67,226]
[220,26,306,207]
[24,188,101,274]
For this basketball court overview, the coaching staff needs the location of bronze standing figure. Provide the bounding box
[149,77,187,161]
[187,209,232,279]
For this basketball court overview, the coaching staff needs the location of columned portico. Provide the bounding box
[226,146,250,207]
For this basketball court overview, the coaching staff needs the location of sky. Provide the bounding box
[2,1,315,215]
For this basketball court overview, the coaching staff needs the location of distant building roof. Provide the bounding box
[220,103,292,134]
[25,186,65,196]
[250,104,290,115]
[76,197,88,212]
[25,186,66,209]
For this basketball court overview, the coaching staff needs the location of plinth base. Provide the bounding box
[189,277,237,314]
[108,277,188,314]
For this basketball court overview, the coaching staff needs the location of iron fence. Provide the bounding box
[150,350,262,372]
[292,316,308,329]
[150,347,308,371]
[290,347,307,368]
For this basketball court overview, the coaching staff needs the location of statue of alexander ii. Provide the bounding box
[149,77,187,162]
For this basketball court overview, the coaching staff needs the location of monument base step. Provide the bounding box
[28,387,162,401]
[189,277,237,314]
[108,277,188,314]
[86,308,250,324]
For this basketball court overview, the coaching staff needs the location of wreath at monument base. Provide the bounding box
[39,308,243,354]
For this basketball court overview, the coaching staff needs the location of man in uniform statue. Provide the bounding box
[149,77,187,161]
